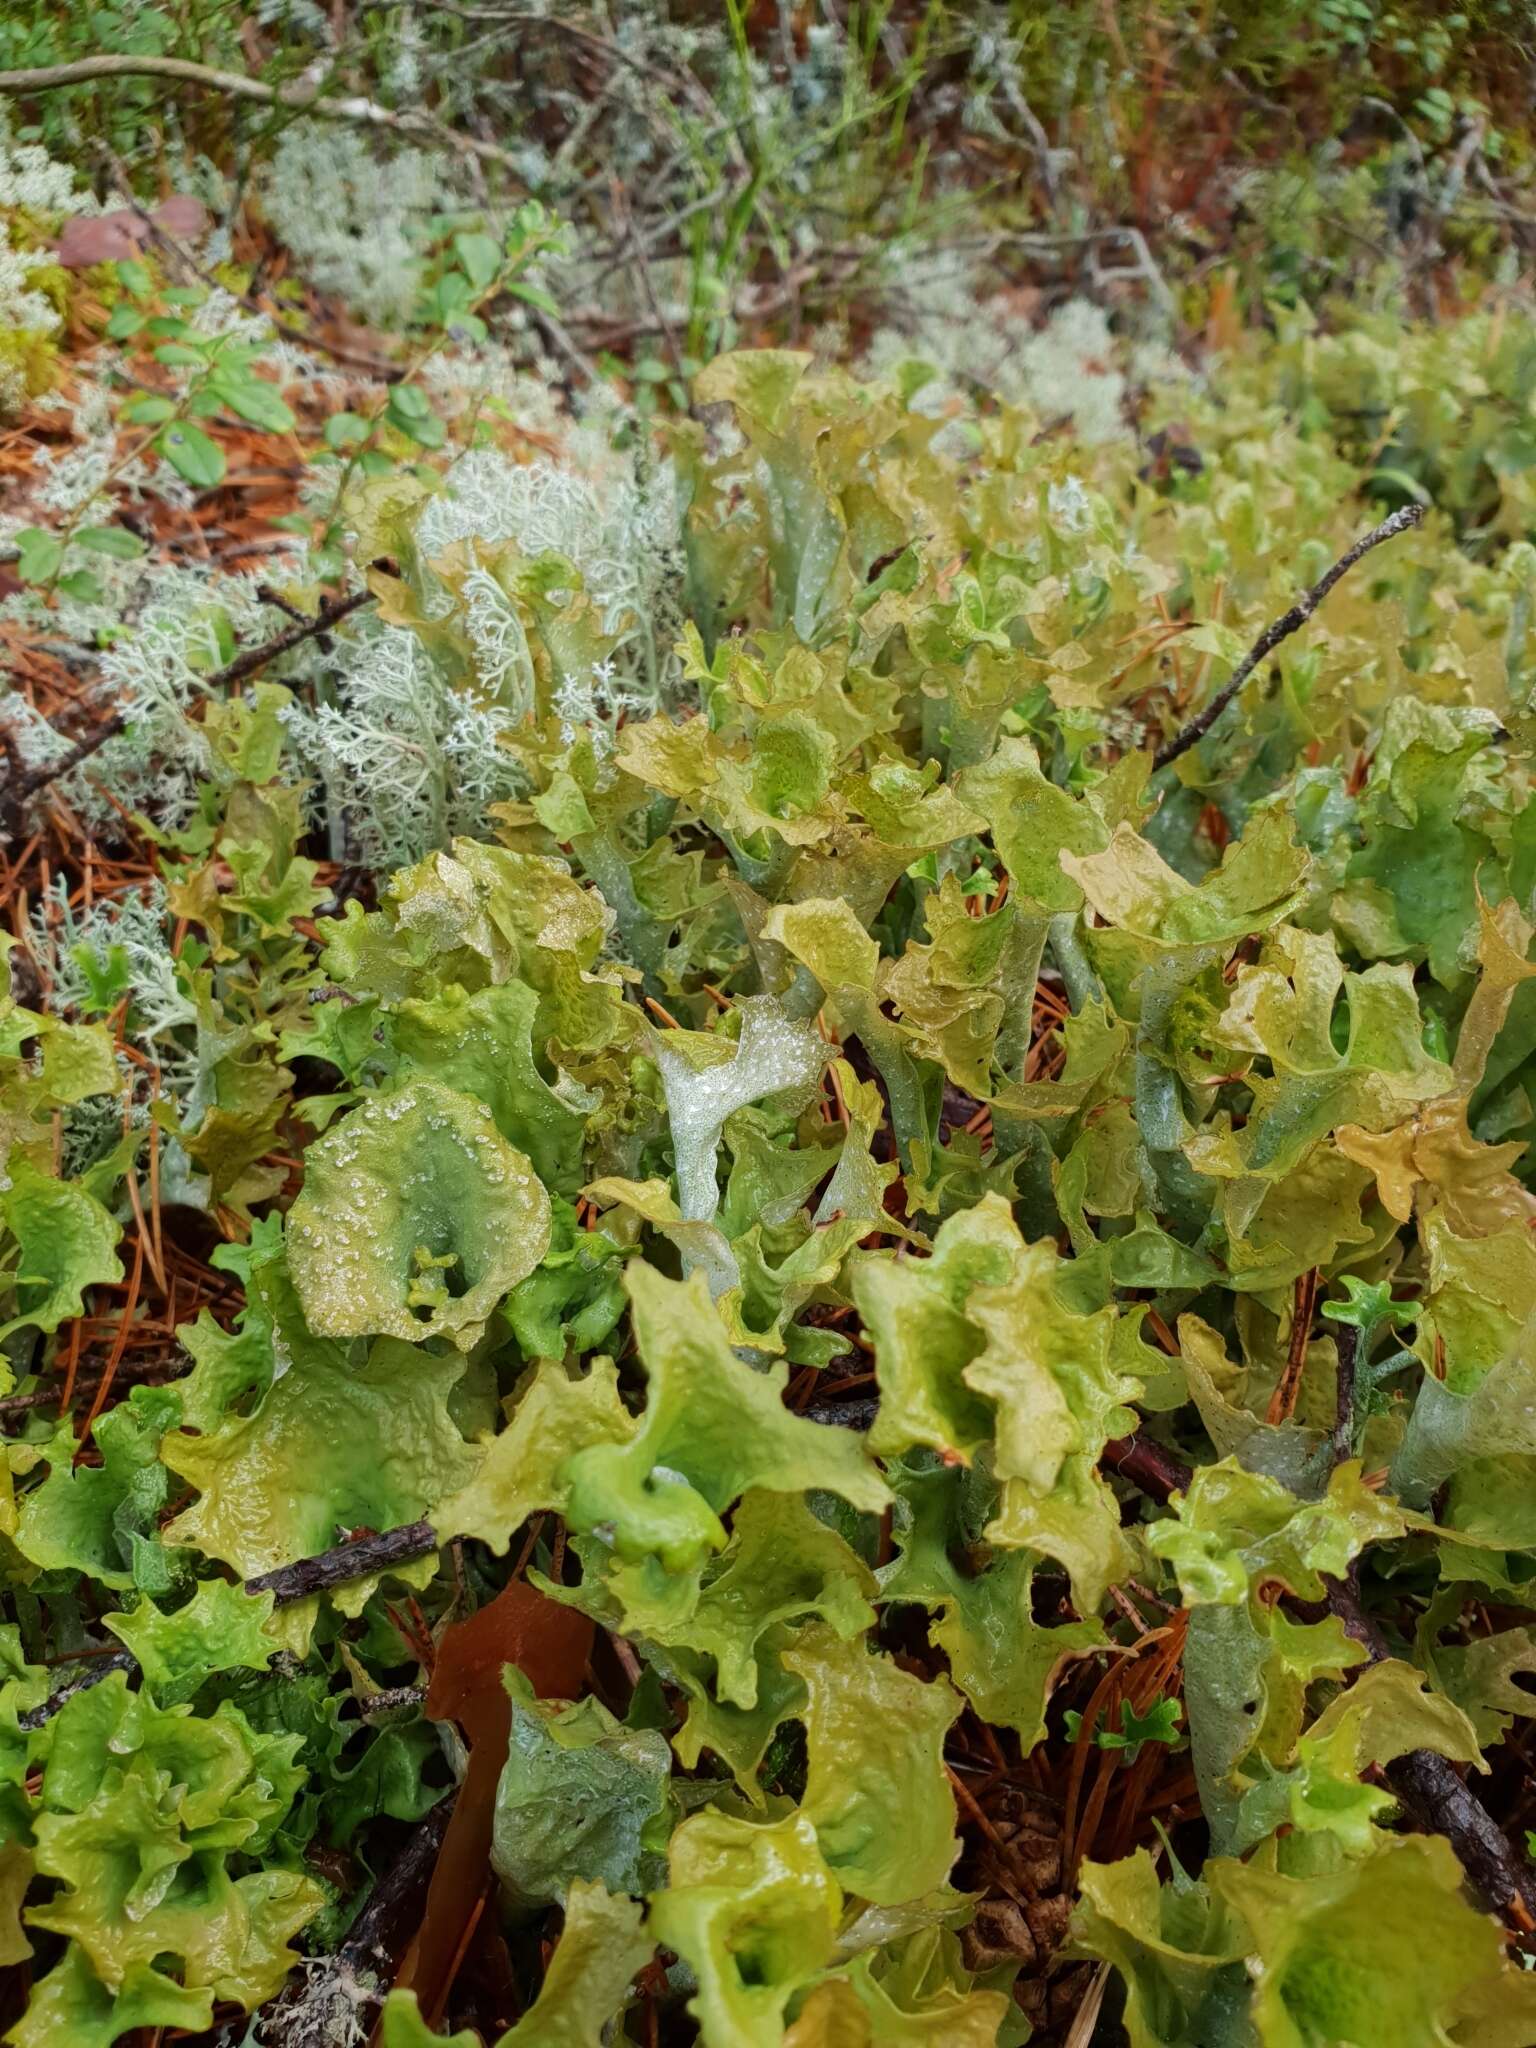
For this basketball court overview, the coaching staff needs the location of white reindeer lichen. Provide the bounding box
[284,620,526,869]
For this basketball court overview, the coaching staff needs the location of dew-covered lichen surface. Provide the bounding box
[11,326,1536,2048]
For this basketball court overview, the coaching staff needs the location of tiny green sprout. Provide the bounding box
[70,940,132,1015]
[405,1245,460,1311]
[1099,1696,1184,1760]
[1065,1697,1183,1764]
[1320,1274,1416,1357]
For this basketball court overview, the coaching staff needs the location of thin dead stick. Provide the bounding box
[258,1791,456,2047]
[358,1683,430,1720]
[0,1358,186,1429]
[1105,1427,1536,1926]
[1101,1429,1190,1504]
[1154,503,1425,771]
[5,712,125,814]
[1330,1320,1361,1470]
[204,585,374,692]
[1327,1574,1536,1929]
[20,1518,439,1728]
[17,1648,139,1726]
[0,56,527,179]
[6,589,374,816]
[1265,1266,1319,1426]
[807,1395,879,1431]
[244,1516,437,1602]
[19,1399,876,1724]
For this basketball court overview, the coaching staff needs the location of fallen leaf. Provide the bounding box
[394,1579,594,2024]
[56,211,147,268]
[152,193,209,240]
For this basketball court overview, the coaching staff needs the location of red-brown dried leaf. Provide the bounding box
[426,1574,591,1741]
[151,194,209,239]
[56,211,148,269]
[394,1580,593,2025]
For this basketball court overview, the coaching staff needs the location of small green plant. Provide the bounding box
[1065,1696,1184,1764]
[306,198,571,580]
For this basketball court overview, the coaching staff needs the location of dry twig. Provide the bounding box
[1104,1429,1536,1926]
[21,1518,439,1729]
[1154,503,1425,771]
[0,55,529,178]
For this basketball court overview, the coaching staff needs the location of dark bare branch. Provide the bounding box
[7,712,125,812]
[0,56,528,178]
[1330,1322,1361,1470]
[205,585,375,693]
[1153,502,1425,771]
[244,1518,438,1602]
[22,1518,439,1728]
[257,1792,456,2046]
[1107,1428,1536,1926]
[17,1650,137,1731]
[807,1396,879,1431]
[1326,1574,1536,1926]
[1101,1429,1191,1503]
[6,588,373,821]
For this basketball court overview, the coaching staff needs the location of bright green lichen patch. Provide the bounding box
[286,1077,551,1349]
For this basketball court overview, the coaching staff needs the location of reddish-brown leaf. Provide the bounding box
[394,1579,593,2026]
[426,1575,591,1743]
[151,193,209,240]
[56,211,148,269]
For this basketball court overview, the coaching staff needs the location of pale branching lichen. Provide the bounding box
[283,619,527,870]
[261,121,449,325]
[0,124,96,414]
[417,445,680,648]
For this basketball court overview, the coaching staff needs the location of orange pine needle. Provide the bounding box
[77,1232,146,1451]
